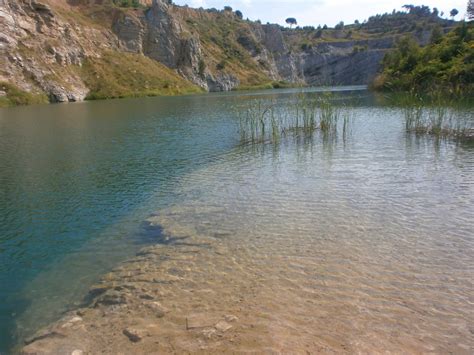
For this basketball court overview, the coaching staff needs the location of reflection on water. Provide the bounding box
[0,88,473,352]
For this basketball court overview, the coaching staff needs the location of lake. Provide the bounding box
[0,87,473,353]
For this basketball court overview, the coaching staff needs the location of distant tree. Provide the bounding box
[224,6,233,12]
[335,21,344,30]
[402,4,414,12]
[432,7,439,17]
[235,10,243,19]
[450,8,459,18]
[285,17,297,28]
[322,24,328,29]
[354,19,360,25]
[468,0,474,19]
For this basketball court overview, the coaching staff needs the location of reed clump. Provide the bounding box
[237,94,347,144]
[401,94,473,140]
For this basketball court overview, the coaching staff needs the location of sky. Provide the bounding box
[172,0,469,27]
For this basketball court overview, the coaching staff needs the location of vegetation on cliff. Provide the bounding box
[281,4,454,52]
[0,83,48,108]
[182,9,273,88]
[81,51,202,100]
[373,22,474,95]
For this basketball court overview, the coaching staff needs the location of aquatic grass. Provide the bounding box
[400,94,473,140]
[236,93,347,144]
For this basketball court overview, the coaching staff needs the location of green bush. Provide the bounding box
[113,0,141,8]
[373,22,474,95]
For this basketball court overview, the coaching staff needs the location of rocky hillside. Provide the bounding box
[0,0,456,105]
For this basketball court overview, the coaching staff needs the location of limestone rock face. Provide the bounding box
[0,0,111,101]
[109,0,240,91]
[298,38,395,85]
[256,24,395,86]
[143,0,181,68]
[112,11,145,53]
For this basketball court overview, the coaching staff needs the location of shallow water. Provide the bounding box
[0,87,473,352]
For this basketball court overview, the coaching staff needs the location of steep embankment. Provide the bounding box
[0,0,455,106]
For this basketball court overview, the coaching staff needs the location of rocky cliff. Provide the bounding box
[0,0,437,105]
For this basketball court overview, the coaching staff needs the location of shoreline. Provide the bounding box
[0,83,365,110]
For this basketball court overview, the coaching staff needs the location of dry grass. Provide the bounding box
[0,82,49,108]
[81,51,203,100]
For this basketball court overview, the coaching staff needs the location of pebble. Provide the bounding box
[147,301,167,318]
[202,328,216,339]
[224,315,238,322]
[61,316,83,329]
[139,293,155,300]
[123,328,143,342]
[215,320,232,332]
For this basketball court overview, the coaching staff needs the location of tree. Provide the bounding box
[335,21,344,30]
[468,0,474,19]
[430,25,443,44]
[285,18,297,28]
[450,8,459,18]
[224,6,233,12]
[235,10,243,19]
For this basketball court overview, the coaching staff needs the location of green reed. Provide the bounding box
[237,94,346,144]
[400,94,473,140]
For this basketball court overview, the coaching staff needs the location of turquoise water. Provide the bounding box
[0,87,473,353]
[0,92,242,352]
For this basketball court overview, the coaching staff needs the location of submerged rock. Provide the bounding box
[224,315,239,323]
[94,290,128,306]
[215,320,232,333]
[146,301,167,318]
[122,328,143,343]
